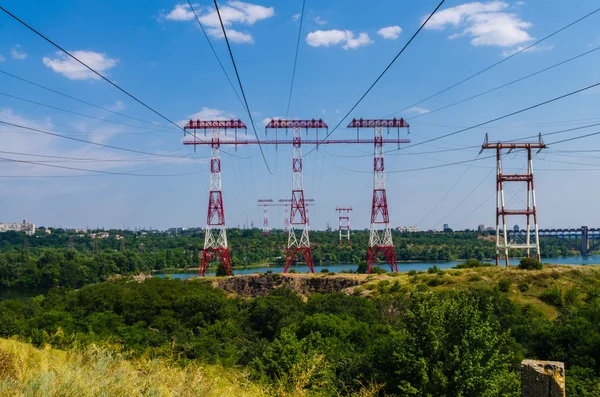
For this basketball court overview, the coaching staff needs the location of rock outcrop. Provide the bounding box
[521,360,565,397]
[212,273,361,296]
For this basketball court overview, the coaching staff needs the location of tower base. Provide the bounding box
[366,246,397,273]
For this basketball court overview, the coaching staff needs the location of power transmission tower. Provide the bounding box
[120,238,125,252]
[93,239,99,257]
[257,199,273,236]
[348,118,410,273]
[336,207,352,245]
[184,119,246,276]
[67,236,74,251]
[481,133,546,266]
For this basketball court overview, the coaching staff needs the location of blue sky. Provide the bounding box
[0,0,600,231]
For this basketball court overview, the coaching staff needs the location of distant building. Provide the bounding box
[397,226,419,233]
[486,227,495,232]
[0,220,35,235]
[478,224,486,232]
[443,223,451,232]
[89,231,109,239]
[513,224,520,232]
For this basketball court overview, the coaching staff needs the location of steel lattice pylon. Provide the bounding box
[266,119,327,273]
[336,207,352,245]
[184,119,247,276]
[481,133,546,266]
[348,118,410,273]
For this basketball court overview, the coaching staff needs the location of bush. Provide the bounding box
[455,259,491,269]
[540,287,563,307]
[428,265,444,275]
[356,263,368,274]
[519,257,542,270]
[468,275,482,282]
[370,266,388,275]
[498,279,511,293]
[564,287,580,306]
[518,282,529,292]
[216,263,232,277]
[415,283,429,292]
[389,280,401,293]
[408,270,417,276]
[428,277,444,287]
[288,268,297,274]
[320,268,329,273]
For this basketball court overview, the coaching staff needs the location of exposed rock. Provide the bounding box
[213,273,361,297]
[521,360,565,397]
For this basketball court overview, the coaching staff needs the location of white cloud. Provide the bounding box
[377,25,402,39]
[10,45,27,60]
[42,50,118,80]
[190,107,236,121]
[406,107,430,115]
[0,55,5,63]
[335,109,340,114]
[306,29,373,49]
[501,43,553,57]
[292,13,301,22]
[515,1,525,6]
[165,3,196,20]
[165,1,274,44]
[107,101,125,112]
[262,116,282,126]
[424,1,533,47]
[321,109,326,114]
[314,16,327,25]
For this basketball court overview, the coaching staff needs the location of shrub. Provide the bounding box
[518,282,529,292]
[216,263,233,277]
[265,270,273,274]
[370,266,388,275]
[288,268,297,274]
[328,272,336,276]
[415,283,429,292]
[455,259,491,269]
[564,287,580,306]
[389,280,401,293]
[427,277,444,287]
[519,257,542,270]
[428,265,444,275]
[498,279,511,293]
[540,287,563,307]
[320,268,330,273]
[408,270,417,276]
[356,263,368,274]
[468,275,482,282]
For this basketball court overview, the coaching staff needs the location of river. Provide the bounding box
[156,256,599,279]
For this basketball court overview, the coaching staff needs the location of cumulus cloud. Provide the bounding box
[306,29,373,49]
[424,1,533,47]
[292,13,301,21]
[314,16,327,25]
[164,1,274,44]
[42,51,118,80]
[262,116,282,126]
[189,107,237,121]
[377,25,402,39]
[10,45,27,60]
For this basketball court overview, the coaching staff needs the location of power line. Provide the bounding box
[285,0,306,118]
[385,5,600,117]
[186,0,246,112]
[306,0,447,155]
[0,155,197,177]
[0,120,191,159]
[0,5,185,133]
[404,81,600,149]
[0,69,177,130]
[0,91,174,132]
[408,45,600,120]
[213,0,272,174]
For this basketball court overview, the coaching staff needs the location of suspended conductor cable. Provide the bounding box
[285,0,306,118]
[407,45,600,120]
[306,0,447,155]
[186,0,246,112]
[386,6,600,117]
[213,0,273,174]
[0,5,185,133]
[404,81,600,149]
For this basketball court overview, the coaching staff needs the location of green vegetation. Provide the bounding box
[1,265,599,395]
[519,257,543,270]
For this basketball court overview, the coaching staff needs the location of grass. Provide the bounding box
[0,338,267,397]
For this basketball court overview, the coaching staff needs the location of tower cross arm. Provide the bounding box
[265,119,328,129]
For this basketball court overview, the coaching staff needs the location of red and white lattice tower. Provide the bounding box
[266,119,327,273]
[283,208,290,232]
[348,118,410,273]
[336,207,352,245]
[184,119,246,276]
[481,133,546,266]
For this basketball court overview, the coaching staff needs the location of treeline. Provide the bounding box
[1,278,599,395]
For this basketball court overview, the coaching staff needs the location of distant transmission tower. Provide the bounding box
[67,236,74,251]
[481,133,546,266]
[348,118,410,272]
[257,199,273,236]
[184,119,247,276]
[336,207,352,245]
